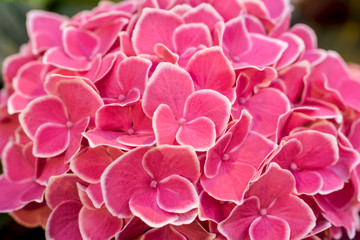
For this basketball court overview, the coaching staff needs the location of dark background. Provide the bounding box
[0,0,359,239]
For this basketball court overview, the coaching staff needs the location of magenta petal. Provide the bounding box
[116,216,150,240]
[177,117,216,151]
[143,62,194,118]
[218,196,260,240]
[157,174,198,213]
[293,170,323,195]
[268,194,316,239]
[186,46,235,92]
[83,130,130,150]
[142,145,200,183]
[13,61,46,97]
[95,104,131,131]
[19,96,68,139]
[201,162,256,204]
[43,47,91,71]
[86,183,104,209]
[317,168,344,194]
[198,191,235,223]
[46,200,82,240]
[249,215,290,240]
[78,207,123,240]
[33,123,70,158]
[132,8,183,54]
[152,104,179,145]
[36,155,69,186]
[101,147,152,217]
[117,132,156,147]
[129,189,178,228]
[184,89,231,135]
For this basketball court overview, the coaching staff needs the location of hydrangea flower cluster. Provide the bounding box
[1,0,360,239]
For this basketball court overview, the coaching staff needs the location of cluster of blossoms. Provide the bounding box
[2,0,360,239]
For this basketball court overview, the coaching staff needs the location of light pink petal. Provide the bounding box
[35,155,69,186]
[63,27,100,60]
[143,62,194,118]
[129,189,178,228]
[26,10,66,54]
[2,142,35,182]
[8,93,33,114]
[101,146,152,217]
[154,43,179,64]
[0,176,45,212]
[119,32,136,56]
[249,215,290,240]
[132,8,183,54]
[153,104,180,145]
[142,145,200,183]
[244,88,290,137]
[43,47,91,71]
[83,130,130,149]
[143,226,186,240]
[222,16,251,61]
[176,117,216,151]
[2,53,36,84]
[261,0,289,20]
[19,96,68,139]
[236,33,287,67]
[45,174,81,209]
[218,196,260,240]
[33,123,70,158]
[173,23,212,54]
[268,194,316,239]
[293,170,323,195]
[186,46,235,93]
[184,89,231,135]
[289,130,339,169]
[212,0,243,21]
[201,162,256,204]
[244,14,266,34]
[183,3,223,30]
[70,146,116,184]
[46,200,82,240]
[247,163,295,207]
[78,207,123,240]
[290,23,317,50]
[276,32,305,69]
[56,78,103,122]
[157,174,198,213]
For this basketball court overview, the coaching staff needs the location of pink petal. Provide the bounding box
[95,104,132,131]
[8,93,33,114]
[153,104,180,145]
[317,168,344,194]
[249,215,290,240]
[43,47,91,71]
[177,117,216,151]
[268,194,316,239]
[117,132,156,147]
[33,123,70,158]
[56,78,103,122]
[184,89,231,135]
[290,23,317,50]
[154,43,179,64]
[116,216,150,240]
[201,162,256,204]
[19,96,68,139]
[293,170,323,195]
[142,145,200,183]
[212,0,243,21]
[198,191,235,223]
[35,155,69,186]
[218,196,260,240]
[46,200,82,240]
[222,16,251,61]
[129,189,178,228]
[10,202,51,229]
[101,146,152,217]
[0,175,45,212]
[83,130,130,149]
[174,220,217,240]
[247,163,295,208]
[64,117,89,163]
[276,32,305,69]
[143,62,194,118]
[173,23,212,54]
[86,183,105,209]
[70,146,116,184]
[2,53,36,84]
[143,226,186,240]
[186,46,235,93]
[157,174,198,213]
[132,8,183,54]
[45,174,81,209]
[78,207,123,240]
[183,3,223,30]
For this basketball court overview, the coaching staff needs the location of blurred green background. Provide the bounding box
[0,0,359,238]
